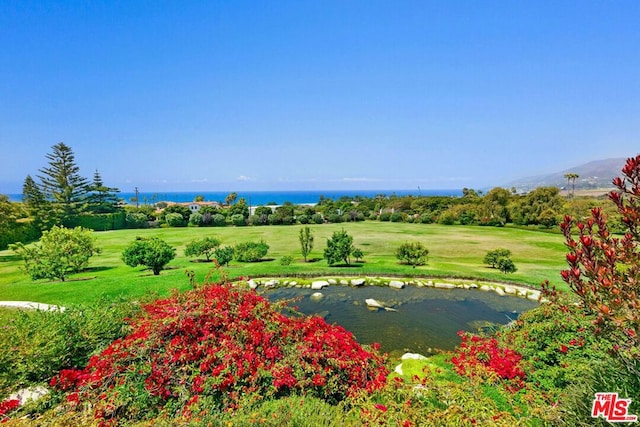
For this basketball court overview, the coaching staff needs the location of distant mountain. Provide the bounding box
[507,158,626,192]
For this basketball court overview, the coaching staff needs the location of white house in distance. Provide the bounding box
[165,201,222,212]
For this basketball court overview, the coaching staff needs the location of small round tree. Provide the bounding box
[213,246,234,266]
[11,225,100,281]
[395,241,429,268]
[497,257,517,274]
[184,237,221,261]
[122,237,175,275]
[483,248,512,268]
[324,229,354,266]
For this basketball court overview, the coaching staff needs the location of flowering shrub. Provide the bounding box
[50,281,388,425]
[450,332,526,392]
[0,399,20,422]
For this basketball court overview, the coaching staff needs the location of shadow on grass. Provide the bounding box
[0,254,22,263]
[82,266,115,273]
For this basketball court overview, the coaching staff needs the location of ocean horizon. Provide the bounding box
[6,189,463,206]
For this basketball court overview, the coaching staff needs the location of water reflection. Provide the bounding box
[264,286,538,355]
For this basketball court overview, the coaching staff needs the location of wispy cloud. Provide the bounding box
[237,175,254,182]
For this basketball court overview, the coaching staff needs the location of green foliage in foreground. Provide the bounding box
[0,299,140,400]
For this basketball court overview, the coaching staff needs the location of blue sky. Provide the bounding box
[1,1,639,193]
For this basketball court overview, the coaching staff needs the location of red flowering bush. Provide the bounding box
[450,332,526,392]
[0,398,20,422]
[50,281,388,425]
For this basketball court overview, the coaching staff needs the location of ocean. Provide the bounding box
[7,189,463,205]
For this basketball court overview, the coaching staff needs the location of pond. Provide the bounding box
[264,285,539,355]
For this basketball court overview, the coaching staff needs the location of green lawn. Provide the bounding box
[0,222,569,305]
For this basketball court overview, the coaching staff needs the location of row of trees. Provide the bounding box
[141,186,614,231]
[13,223,518,281]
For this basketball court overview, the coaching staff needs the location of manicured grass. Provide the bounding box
[0,222,569,305]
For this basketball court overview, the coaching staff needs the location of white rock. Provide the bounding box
[527,291,541,301]
[310,292,324,300]
[365,299,398,312]
[434,283,456,289]
[0,301,65,312]
[9,386,49,405]
[503,286,517,295]
[264,279,278,288]
[479,285,493,292]
[394,364,404,375]
[468,283,478,289]
[247,279,259,289]
[351,278,366,286]
[494,287,506,296]
[290,281,298,286]
[389,280,405,289]
[311,280,329,290]
[328,279,338,285]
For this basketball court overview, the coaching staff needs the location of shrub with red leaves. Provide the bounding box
[50,282,388,425]
[0,398,20,422]
[545,154,640,371]
[450,331,526,392]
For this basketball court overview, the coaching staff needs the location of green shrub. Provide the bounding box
[0,298,139,399]
[122,237,176,275]
[125,212,148,229]
[395,241,429,268]
[11,226,101,282]
[184,237,221,261]
[419,213,434,224]
[75,211,126,231]
[211,214,227,227]
[297,214,309,224]
[188,212,203,226]
[0,222,40,250]
[390,212,403,222]
[312,213,324,224]
[379,212,391,222]
[213,246,234,266]
[164,212,184,227]
[230,214,246,226]
[234,240,269,262]
[268,214,282,225]
[279,255,293,266]
[327,213,342,223]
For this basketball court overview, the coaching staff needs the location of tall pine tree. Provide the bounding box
[36,143,89,226]
[86,169,121,213]
[22,174,52,230]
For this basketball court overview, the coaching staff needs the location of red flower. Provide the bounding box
[374,403,387,412]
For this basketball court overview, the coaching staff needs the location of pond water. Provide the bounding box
[263,285,539,355]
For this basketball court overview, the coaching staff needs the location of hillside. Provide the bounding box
[507,157,626,192]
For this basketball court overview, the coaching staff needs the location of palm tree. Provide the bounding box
[564,173,579,197]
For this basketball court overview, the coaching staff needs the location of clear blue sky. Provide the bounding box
[1,1,638,193]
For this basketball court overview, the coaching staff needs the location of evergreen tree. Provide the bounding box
[22,174,52,230]
[86,169,121,213]
[36,142,89,224]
